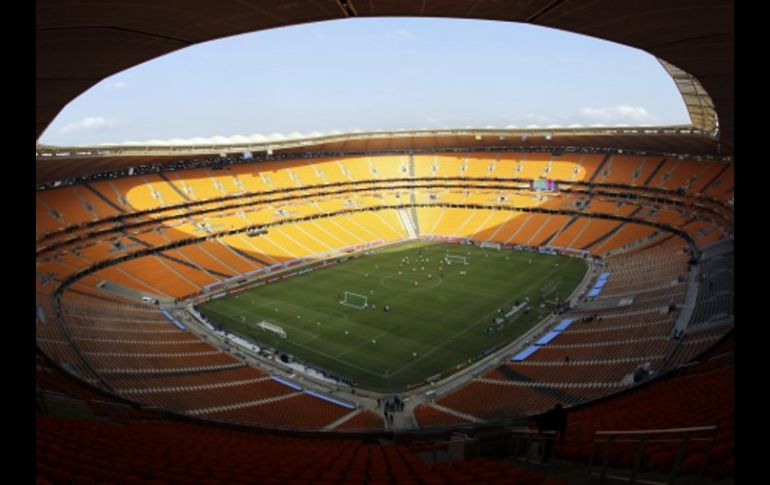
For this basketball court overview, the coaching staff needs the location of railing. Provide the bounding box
[589,425,718,484]
[508,427,558,464]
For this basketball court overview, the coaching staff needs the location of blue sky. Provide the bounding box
[39,18,691,146]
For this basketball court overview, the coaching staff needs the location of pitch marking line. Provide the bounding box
[202,304,388,379]
[387,263,566,377]
[202,247,579,383]
[333,331,389,359]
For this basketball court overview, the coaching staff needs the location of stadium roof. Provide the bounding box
[36,0,733,160]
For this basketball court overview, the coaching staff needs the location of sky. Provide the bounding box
[38,18,691,147]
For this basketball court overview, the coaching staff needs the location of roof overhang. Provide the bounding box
[36,0,734,159]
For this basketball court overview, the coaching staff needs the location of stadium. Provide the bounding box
[36,2,733,484]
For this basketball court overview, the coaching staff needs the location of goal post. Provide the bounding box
[480,241,502,250]
[255,320,287,339]
[444,254,469,265]
[340,291,368,309]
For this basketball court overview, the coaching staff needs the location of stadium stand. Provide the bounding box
[37,153,733,430]
[36,1,734,482]
[560,332,734,479]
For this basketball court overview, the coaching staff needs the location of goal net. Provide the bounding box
[444,254,469,265]
[256,320,287,339]
[340,291,368,309]
[480,242,501,250]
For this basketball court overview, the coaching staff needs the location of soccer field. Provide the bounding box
[198,241,587,392]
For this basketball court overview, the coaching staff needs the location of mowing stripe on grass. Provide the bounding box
[198,241,587,391]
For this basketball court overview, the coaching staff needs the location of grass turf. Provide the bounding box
[198,241,587,392]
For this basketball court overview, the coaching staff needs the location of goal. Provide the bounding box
[444,254,469,265]
[340,291,368,309]
[255,321,287,339]
[480,241,501,250]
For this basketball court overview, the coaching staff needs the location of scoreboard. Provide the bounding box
[533,178,558,191]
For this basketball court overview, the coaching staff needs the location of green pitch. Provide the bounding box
[198,241,587,392]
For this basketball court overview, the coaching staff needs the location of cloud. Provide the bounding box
[579,105,656,123]
[58,117,118,134]
[106,80,129,90]
[503,107,658,127]
[384,30,417,42]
